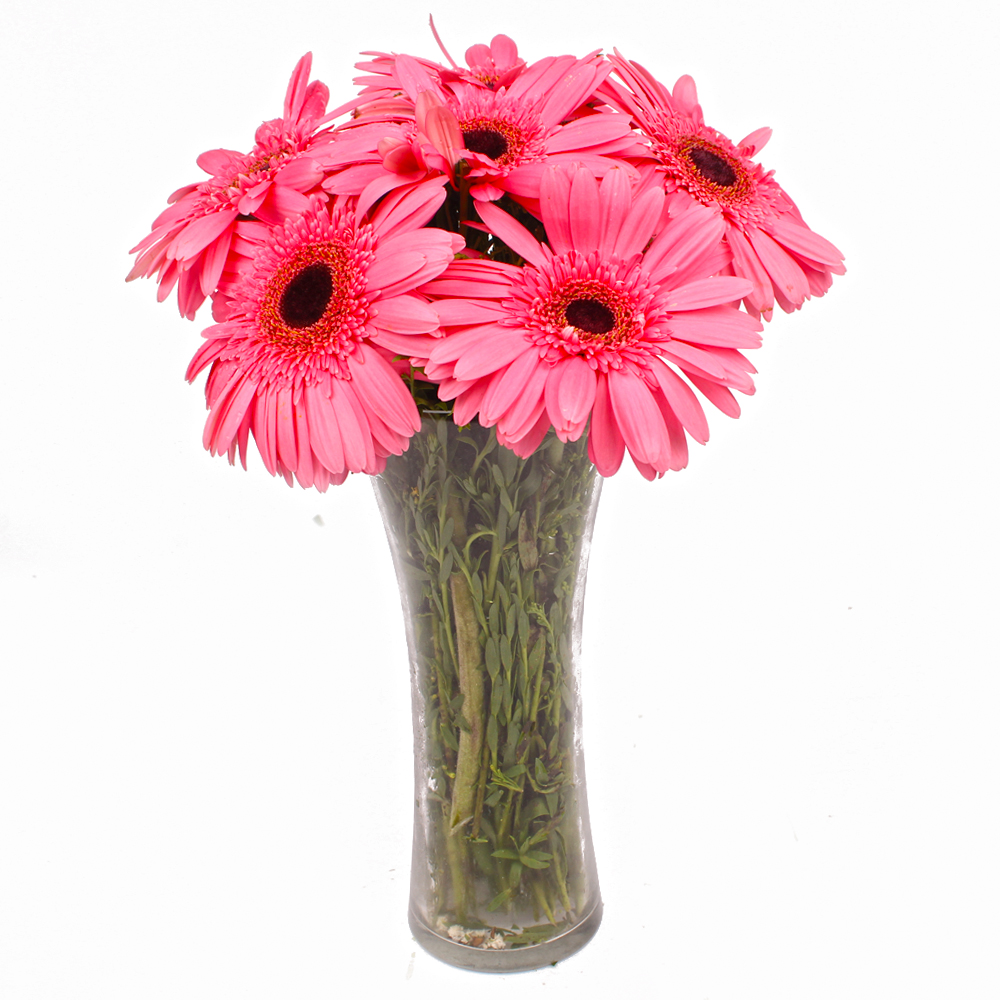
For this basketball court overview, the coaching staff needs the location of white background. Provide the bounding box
[2,1,997,997]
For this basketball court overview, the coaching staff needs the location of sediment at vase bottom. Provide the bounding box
[408,897,603,973]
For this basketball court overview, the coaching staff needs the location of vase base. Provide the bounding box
[409,898,603,973]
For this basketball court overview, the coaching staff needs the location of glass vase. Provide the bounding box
[373,414,603,972]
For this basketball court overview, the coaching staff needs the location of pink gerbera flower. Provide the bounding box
[420,165,763,479]
[355,25,527,99]
[128,54,337,319]
[341,48,642,206]
[604,54,845,320]
[185,186,463,490]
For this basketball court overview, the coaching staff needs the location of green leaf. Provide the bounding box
[521,797,549,823]
[499,484,514,517]
[485,638,500,681]
[489,764,521,792]
[527,601,551,630]
[509,859,523,888]
[498,445,518,484]
[534,757,550,783]
[491,674,506,720]
[490,849,520,861]
[487,888,513,913]
[503,926,558,946]
[486,714,498,761]
[440,517,454,551]
[499,634,513,673]
[518,608,529,643]
[521,468,543,498]
[528,634,546,675]
[496,505,509,548]
[520,852,552,870]
[438,549,454,584]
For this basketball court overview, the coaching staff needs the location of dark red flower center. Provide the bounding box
[462,127,509,161]
[687,146,737,187]
[566,298,616,336]
[279,263,334,328]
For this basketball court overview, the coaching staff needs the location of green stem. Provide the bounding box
[449,569,485,833]
[444,800,468,920]
[532,879,557,926]
[529,633,546,724]
[484,533,502,604]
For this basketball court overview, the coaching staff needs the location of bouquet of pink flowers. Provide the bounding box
[129,28,842,969]
[129,32,842,488]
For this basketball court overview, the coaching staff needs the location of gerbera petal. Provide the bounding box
[204,374,257,456]
[545,113,636,153]
[765,214,845,270]
[256,184,312,225]
[647,361,710,444]
[667,306,763,349]
[168,210,236,261]
[545,356,597,435]
[452,377,491,426]
[643,203,725,284]
[498,411,550,459]
[500,390,548,444]
[425,324,504,370]
[568,167,602,257]
[370,176,449,239]
[480,349,543,424]
[283,53,313,121]
[452,332,533,382]
[611,185,664,258]
[662,276,755,311]
[657,394,689,471]
[332,378,376,472]
[727,227,775,317]
[608,368,669,467]
[737,126,772,157]
[371,331,441,359]
[370,294,440,333]
[416,91,464,165]
[253,388,279,476]
[176,266,207,321]
[539,166,574,255]
[475,201,547,268]
[687,374,741,418]
[431,298,505,325]
[748,226,811,309]
[597,167,633,256]
[275,386,298,474]
[587,374,625,476]
[198,224,234,298]
[303,382,346,474]
[394,53,440,99]
[671,75,702,120]
[272,156,324,191]
[195,149,242,178]
[349,343,421,435]
[658,341,728,380]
